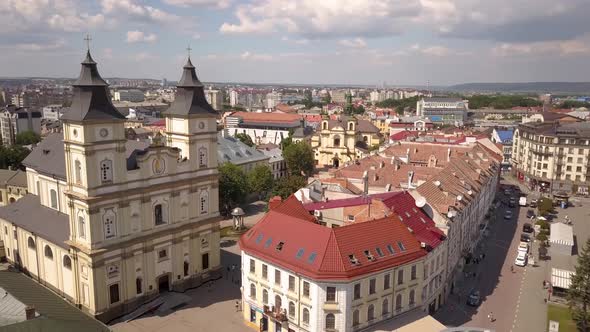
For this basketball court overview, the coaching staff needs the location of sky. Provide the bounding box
[1,0,590,86]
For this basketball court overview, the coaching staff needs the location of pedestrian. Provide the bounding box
[488,312,494,322]
[235,301,240,312]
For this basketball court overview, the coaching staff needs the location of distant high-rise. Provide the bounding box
[161,78,167,87]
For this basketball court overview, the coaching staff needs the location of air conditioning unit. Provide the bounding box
[314,210,322,217]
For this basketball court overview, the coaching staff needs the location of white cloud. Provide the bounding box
[492,38,590,57]
[338,38,367,49]
[420,46,451,56]
[14,38,66,51]
[101,0,178,23]
[103,48,113,59]
[240,51,274,61]
[281,36,309,45]
[126,30,158,43]
[163,0,231,9]
[134,52,159,61]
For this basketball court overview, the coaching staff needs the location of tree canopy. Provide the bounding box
[568,238,590,331]
[218,163,248,214]
[271,175,307,199]
[558,100,590,109]
[247,164,274,199]
[375,96,421,114]
[15,130,41,145]
[283,141,314,177]
[235,133,254,147]
[0,145,30,170]
[467,95,542,109]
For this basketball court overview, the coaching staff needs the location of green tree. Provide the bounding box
[234,133,254,147]
[248,165,274,199]
[218,163,248,214]
[15,130,41,145]
[283,141,314,177]
[568,238,590,331]
[538,197,554,216]
[0,145,30,169]
[271,175,307,199]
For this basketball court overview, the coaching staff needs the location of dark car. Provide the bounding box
[530,199,538,208]
[523,223,534,233]
[467,289,481,306]
[526,209,535,218]
[520,233,531,242]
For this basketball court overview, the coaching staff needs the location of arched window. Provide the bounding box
[367,304,375,321]
[75,160,82,184]
[263,289,269,304]
[63,255,72,270]
[78,213,86,239]
[288,301,295,317]
[184,259,189,277]
[50,189,58,209]
[200,191,208,215]
[325,313,335,329]
[274,295,282,311]
[395,294,402,310]
[27,237,35,249]
[363,135,368,142]
[352,309,360,326]
[333,135,341,147]
[348,122,354,131]
[382,298,389,315]
[9,197,15,203]
[136,278,143,294]
[44,245,53,260]
[302,308,310,325]
[322,122,328,130]
[250,283,256,299]
[100,159,113,183]
[198,147,208,168]
[103,209,116,239]
[154,203,168,225]
[409,289,416,306]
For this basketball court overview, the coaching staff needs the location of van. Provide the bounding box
[519,196,527,206]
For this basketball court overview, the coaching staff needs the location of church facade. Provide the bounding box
[0,51,221,322]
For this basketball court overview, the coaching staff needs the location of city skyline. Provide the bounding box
[1,0,590,85]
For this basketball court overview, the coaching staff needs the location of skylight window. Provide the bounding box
[397,241,407,252]
[276,241,284,251]
[375,247,384,257]
[255,234,264,244]
[264,238,273,248]
[308,252,317,263]
[386,244,395,255]
[364,250,375,261]
[296,248,305,259]
[405,212,411,217]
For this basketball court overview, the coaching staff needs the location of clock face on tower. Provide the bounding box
[99,128,109,138]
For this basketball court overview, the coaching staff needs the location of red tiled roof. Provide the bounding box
[240,197,426,280]
[303,192,398,211]
[390,131,419,141]
[231,111,301,124]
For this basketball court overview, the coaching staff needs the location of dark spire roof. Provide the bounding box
[61,51,125,122]
[164,57,217,117]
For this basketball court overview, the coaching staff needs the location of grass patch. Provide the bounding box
[547,304,577,332]
[220,226,234,238]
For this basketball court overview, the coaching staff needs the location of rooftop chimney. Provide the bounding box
[25,306,35,320]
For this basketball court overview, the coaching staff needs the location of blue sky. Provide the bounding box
[1,0,590,85]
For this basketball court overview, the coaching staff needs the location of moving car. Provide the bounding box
[504,211,513,220]
[520,233,531,242]
[522,223,534,233]
[518,242,529,254]
[515,251,528,267]
[467,289,481,306]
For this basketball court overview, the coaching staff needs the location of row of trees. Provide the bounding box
[375,96,421,114]
[218,139,315,214]
[0,130,38,170]
[467,95,542,109]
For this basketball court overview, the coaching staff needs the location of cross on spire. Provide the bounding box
[84,33,92,52]
[186,44,192,57]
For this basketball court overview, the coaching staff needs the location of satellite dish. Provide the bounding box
[415,197,426,208]
[448,210,456,218]
[434,180,441,187]
[457,195,463,201]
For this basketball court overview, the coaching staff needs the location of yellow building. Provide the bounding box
[312,115,381,168]
[0,51,222,322]
[0,169,27,206]
[239,196,429,332]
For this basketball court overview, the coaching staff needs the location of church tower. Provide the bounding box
[164,57,218,171]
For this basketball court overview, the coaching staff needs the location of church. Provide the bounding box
[0,50,222,322]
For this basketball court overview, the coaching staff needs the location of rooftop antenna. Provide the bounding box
[84,33,92,52]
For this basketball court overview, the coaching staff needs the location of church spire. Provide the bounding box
[61,44,125,122]
[164,55,216,116]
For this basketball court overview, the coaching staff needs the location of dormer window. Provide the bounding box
[364,250,375,261]
[276,241,284,251]
[348,254,359,265]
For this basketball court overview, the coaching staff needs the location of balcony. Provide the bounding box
[532,150,552,156]
[263,305,288,322]
[323,301,340,312]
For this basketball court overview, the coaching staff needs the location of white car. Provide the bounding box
[515,252,528,267]
[504,211,513,220]
[518,242,529,254]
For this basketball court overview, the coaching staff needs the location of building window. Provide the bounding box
[44,245,53,259]
[395,294,402,311]
[322,122,327,130]
[411,265,417,280]
[200,191,208,215]
[202,253,209,270]
[27,237,35,249]
[250,283,256,299]
[275,269,281,285]
[367,304,375,321]
[303,281,310,298]
[325,313,335,329]
[369,278,376,294]
[198,147,208,168]
[250,259,255,274]
[262,264,268,279]
[109,284,120,304]
[354,283,361,300]
[397,269,404,285]
[333,136,341,147]
[263,289,269,304]
[409,289,416,306]
[103,209,116,239]
[288,301,295,318]
[100,159,113,183]
[382,298,389,315]
[348,123,354,131]
[303,308,310,325]
[158,249,168,260]
[78,215,86,239]
[136,278,143,294]
[353,310,360,326]
[50,189,58,209]
[184,258,189,276]
[384,274,391,290]
[63,255,72,270]
[154,203,167,225]
[274,295,282,311]
[289,275,295,291]
[75,160,82,184]
[326,286,336,302]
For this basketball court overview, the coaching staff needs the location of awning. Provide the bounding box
[551,268,574,289]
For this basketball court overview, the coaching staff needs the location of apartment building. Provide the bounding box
[416,98,467,126]
[0,105,42,145]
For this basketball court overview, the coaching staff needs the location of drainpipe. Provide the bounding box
[33,232,40,283]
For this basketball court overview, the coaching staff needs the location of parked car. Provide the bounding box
[467,289,481,306]
[530,199,538,208]
[504,211,513,220]
[520,233,531,242]
[526,209,535,218]
[519,196,527,206]
[509,198,516,208]
[518,242,529,254]
[515,251,528,267]
[522,223,534,233]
